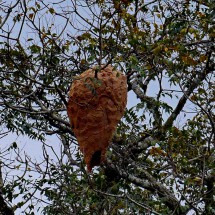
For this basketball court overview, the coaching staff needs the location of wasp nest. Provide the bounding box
[67,65,127,171]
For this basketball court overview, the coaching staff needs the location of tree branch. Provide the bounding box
[131,78,162,128]
[0,162,14,215]
[106,158,183,213]
[163,53,214,130]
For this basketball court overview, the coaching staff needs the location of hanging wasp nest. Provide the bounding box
[67,65,127,171]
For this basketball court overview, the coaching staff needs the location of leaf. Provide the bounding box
[181,55,198,65]
[49,8,55,14]
[36,2,41,9]
[156,13,161,18]
[12,142,17,149]
[152,45,163,54]
[149,147,166,156]
[29,44,41,53]
[29,13,34,20]
[198,88,205,94]
[190,95,197,101]
[199,55,207,62]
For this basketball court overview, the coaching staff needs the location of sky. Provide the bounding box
[0,1,200,214]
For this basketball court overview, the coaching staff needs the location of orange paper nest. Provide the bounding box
[67,65,127,171]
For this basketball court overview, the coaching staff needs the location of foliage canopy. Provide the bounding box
[0,0,214,214]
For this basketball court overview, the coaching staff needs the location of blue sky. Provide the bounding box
[0,1,201,214]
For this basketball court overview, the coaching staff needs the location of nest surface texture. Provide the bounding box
[67,65,127,171]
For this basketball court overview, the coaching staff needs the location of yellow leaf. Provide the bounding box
[152,45,163,54]
[192,177,202,185]
[180,28,187,34]
[197,11,205,18]
[146,65,152,70]
[80,59,86,65]
[182,55,197,66]
[188,28,195,34]
[156,13,161,18]
[149,147,166,156]
[154,23,158,29]
[41,33,47,40]
[199,55,207,62]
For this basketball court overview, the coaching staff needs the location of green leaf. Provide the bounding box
[29,44,41,53]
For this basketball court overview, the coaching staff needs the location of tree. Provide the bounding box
[0,0,214,214]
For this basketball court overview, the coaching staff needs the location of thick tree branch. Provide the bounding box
[163,54,214,130]
[203,173,215,214]
[106,158,185,213]
[131,78,162,128]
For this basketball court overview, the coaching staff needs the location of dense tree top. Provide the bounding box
[0,0,214,214]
